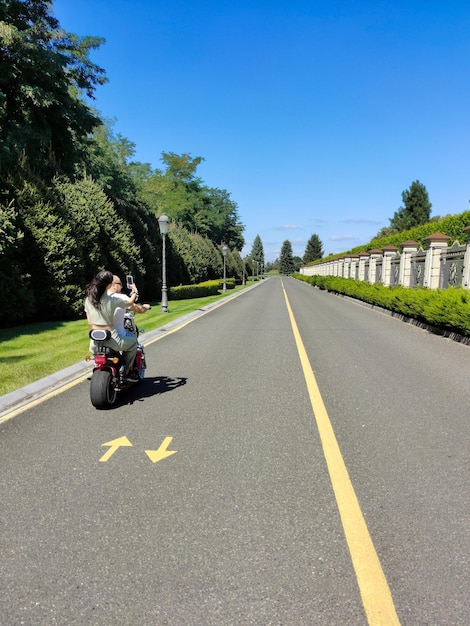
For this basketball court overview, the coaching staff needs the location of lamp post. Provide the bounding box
[222,245,228,292]
[158,214,169,313]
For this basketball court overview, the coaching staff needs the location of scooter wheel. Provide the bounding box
[90,369,117,409]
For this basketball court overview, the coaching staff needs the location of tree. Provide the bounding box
[293,256,303,271]
[303,234,323,263]
[279,240,295,275]
[374,226,397,239]
[389,180,432,232]
[136,152,245,250]
[250,235,265,267]
[0,0,106,183]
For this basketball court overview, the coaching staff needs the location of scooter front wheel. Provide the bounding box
[90,369,117,409]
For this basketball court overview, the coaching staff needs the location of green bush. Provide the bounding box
[293,274,470,336]
[169,278,236,300]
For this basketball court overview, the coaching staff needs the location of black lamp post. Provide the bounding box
[222,245,228,292]
[158,214,169,313]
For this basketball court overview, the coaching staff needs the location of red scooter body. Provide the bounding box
[86,328,146,409]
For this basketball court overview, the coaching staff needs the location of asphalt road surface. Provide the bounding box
[1,276,469,625]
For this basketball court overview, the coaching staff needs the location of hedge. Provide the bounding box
[169,278,236,300]
[293,274,470,337]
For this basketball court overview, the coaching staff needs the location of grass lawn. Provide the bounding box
[0,284,253,396]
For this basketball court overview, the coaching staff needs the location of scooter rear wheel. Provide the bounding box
[90,369,117,409]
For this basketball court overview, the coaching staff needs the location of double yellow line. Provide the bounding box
[282,280,400,625]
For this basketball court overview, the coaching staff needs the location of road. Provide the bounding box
[0,276,469,625]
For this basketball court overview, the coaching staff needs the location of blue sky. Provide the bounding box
[53,0,470,261]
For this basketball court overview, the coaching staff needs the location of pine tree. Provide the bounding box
[250,235,265,267]
[279,240,295,274]
[389,180,432,232]
[303,234,323,263]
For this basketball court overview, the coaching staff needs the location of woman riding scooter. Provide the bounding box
[85,270,145,382]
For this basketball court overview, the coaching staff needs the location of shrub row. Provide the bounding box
[293,274,470,337]
[169,278,236,300]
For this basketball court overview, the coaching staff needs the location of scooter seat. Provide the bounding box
[89,329,112,341]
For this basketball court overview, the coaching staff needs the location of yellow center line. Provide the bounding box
[281,280,401,626]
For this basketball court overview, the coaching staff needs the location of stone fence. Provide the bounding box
[299,226,470,290]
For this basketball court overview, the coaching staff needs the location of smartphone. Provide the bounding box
[126,275,133,289]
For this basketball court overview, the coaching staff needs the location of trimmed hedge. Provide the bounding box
[293,274,470,337]
[169,278,236,300]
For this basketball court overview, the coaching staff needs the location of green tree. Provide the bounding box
[0,0,106,183]
[167,224,224,285]
[389,180,432,232]
[0,199,34,323]
[137,152,244,249]
[303,234,323,263]
[374,226,397,239]
[198,186,244,251]
[279,240,295,275]
[84,123,140,204]
[250,235,265,269]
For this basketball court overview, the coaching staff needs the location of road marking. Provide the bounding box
[145,436,177,463]
[99,435,133,462]
[281,280,401,626]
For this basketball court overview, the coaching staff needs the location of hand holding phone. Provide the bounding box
[126,275,134,289]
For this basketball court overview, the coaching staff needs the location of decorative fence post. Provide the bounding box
[462,226,470,290]
[423,233,450,289]
[299,227,469,290]
[358,252,370,282]
[368,249,382,284]
[399,240,419,287]
[382,245,398,286]
[350,255,359,279]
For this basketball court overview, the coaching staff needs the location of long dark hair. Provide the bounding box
[86,270,113,310]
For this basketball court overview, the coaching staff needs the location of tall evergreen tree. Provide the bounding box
[250,235,265,267]
[279,240,295,275]
[303,234,323,263]
[389,180,432,232]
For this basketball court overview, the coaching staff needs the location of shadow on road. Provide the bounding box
[126,375,188,405]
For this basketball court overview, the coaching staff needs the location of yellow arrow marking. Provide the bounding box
[145,437,177,463]
[99,436,133,462]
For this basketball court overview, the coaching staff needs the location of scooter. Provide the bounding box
[86,322,146,409]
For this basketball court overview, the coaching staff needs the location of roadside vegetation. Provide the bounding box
[293,274,470,338]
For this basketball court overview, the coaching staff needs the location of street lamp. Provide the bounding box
[158,213,170,313]
[222,245,228,292]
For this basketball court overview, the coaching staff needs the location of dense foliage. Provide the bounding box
[389,180,432,232]
[279,240,295,274]
[294,274,470,337]
[309,211,470,265]
[303,234,323,263]
[0,1,245,326]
